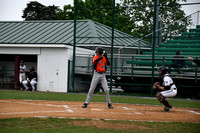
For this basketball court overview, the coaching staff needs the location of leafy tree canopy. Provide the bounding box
[57,0,133,35]
[22,0,187,42]
[22,1,59,20]
[57,0,187,41]
[122,0,187,39]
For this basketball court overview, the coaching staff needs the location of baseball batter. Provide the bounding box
[82,47,113,109]
[154,66,177,112]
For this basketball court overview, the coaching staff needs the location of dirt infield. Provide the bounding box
[0,99,200,122]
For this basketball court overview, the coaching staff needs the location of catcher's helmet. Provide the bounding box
[158,66,167,75]
[95,47,104,55]
[30,67,35,71]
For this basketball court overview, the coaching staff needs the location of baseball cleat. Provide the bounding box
[164,106,172,112]
[108,104,113,109]
[82,103,87,108]
[164,106,169,112]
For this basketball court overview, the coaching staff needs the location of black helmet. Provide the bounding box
[158,66,167,75]
[95,47,103,55]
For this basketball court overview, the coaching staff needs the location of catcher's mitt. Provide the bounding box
[153,82,160,89]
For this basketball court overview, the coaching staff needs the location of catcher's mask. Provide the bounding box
[95,47,104,55]
[158,66,167,77]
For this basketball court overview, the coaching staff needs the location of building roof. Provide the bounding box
[0,20,151,48]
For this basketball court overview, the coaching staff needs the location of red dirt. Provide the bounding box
[0,99,199,123]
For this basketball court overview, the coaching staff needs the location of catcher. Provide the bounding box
[153,66,177,112]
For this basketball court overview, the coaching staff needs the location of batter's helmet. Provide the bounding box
[95,47,104,55]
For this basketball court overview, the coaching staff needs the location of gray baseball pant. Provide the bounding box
[85,71,111,104]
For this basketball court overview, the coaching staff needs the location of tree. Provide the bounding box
[57,0,134,35]
[57,4,74,20]
[22,1,59,20]
[57,0,187,42]
[122,0,187,41]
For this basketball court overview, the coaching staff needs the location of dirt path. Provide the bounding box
[0,99,200,122]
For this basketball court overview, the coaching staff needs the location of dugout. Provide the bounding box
[0,54,37,89]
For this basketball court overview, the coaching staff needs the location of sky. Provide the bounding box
[0,0,199,21]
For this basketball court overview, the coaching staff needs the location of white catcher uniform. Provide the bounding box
[160,74,177,97]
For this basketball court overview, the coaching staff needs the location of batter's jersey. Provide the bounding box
[93,56,109,72]
[163,74,176,90]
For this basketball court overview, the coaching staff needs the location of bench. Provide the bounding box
[167,40,200,44]
[143,52,200,56]
[154,48,200,52]
[159,43,200,48]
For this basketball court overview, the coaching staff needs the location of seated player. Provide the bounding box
[22,67,37,91]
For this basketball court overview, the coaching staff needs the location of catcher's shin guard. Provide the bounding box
[156,92,171,107]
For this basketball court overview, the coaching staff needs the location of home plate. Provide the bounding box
[91,108,103,111]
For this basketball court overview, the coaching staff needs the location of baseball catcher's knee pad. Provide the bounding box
[156,92,165,103]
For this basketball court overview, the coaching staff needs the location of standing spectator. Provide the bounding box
[22,67,37,91]
[82,47,113,109]
[188,57,200,66]
[19,60,26,90]
[168,50,185,74]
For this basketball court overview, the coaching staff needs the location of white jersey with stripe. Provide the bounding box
[161,74,177,98]
[163,74,176,90]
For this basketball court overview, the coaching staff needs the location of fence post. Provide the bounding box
[195,57,198,84]
[67,60,71,93]
[71,0,78,93]
[14,56,20,89]
[121,49,124,73]
[109,0,116,93]
[88,55,91,71]
[197,11,199,25]
[151,0,158,96]
[169,24,172,40]
[131,56,134,80]
[138,40,141,55]
[114,58,117,73]
[158,20,162,45]
[162,56,165,66]
[184,17,187,32]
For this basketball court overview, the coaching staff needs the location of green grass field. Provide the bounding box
[0,90,200,133]
[0,117,200,133]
